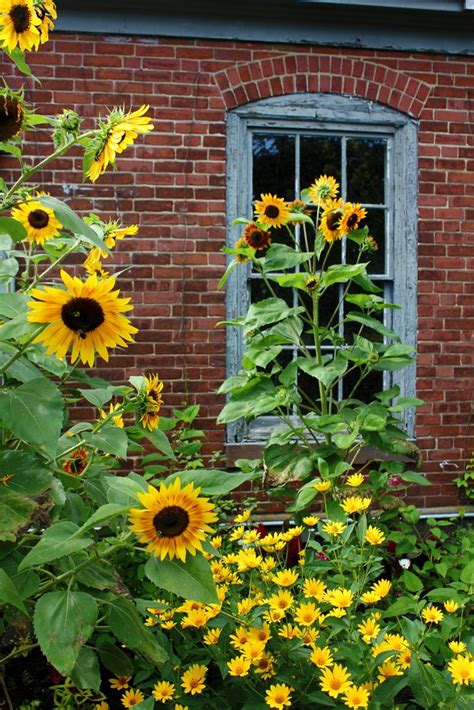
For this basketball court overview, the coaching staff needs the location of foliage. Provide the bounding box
[454,453,474,501]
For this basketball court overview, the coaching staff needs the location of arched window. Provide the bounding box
[225,94,418,445]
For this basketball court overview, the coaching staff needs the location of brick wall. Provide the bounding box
[1,34,473,509]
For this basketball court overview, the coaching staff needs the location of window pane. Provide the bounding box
[250,278,293,306]
[252,134,295,201]
[346,138,386,204]
[300,136,341,193]
[346,208,386,274]
[342,367,384,403]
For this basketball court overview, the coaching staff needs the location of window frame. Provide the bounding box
[225,93,418,444]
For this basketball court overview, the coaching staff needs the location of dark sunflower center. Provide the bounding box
[347,213,359,228]
[11,5,31,33]
[0,97,22,141]
[61,297,105,337]
[153,505,189,538]
[249,230,265,246]
[264,205,280,219]
[326,211,340,231]
[28,209,49,229]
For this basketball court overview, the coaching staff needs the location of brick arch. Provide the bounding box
[214,53,432,118]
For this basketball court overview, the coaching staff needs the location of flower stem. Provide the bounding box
[0,324,46,376]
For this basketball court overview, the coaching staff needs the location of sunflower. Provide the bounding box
[82,251,109,279]
[241,222,271,251]
[308,175,339,206]
[62,447,89,475]
[138,373,164,431]
[305,275,319,292]
[339,202,367,234]
[0,88,25,141]
[34,0,56,44]
[128,477,218,562]
[254,194,290,229]
[27,269,137,366]
[11,194,62,246]
[0,0,41,52]
[86,105,154,183]
[319,198,345,243]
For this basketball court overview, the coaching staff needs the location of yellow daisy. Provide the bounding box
[152,680,175,703]
[449,641,467,654]
[313,479,332,492]
[12,195,62,246]
[326,587,353,609]
[377,659,403,683]
[322,521,346,536]
[302,515,320,526]
[95,703,110,710]
[320,663,352,698]
[203,628,221,645]
[181,664,207,695]
[444,600,460,613]
[447,655,474,685]
[421,606,444,624]
[343,684,370,709]
[308,175,339,206]
[370,579,392,599]
[346,472,364,487]
[340,496,371,515]
[271,569,299,587]
[302,578,326,601]
[27,270,137,366]
[233,509,251,524]
[265,683,293,709]
[121,689,145,707]
[0,0,41,52]
[109,675,131,690]
[227,655,251,677]
[357,616,380,644]
[365,526,385,545]
[294,601,320,626]
[254,193,290,229]
[310,645,333,668]
[128,477,218,562]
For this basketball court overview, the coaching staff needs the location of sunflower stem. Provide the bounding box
[0,324,46,376]
[26,238,82,291]
[1,130,96,208]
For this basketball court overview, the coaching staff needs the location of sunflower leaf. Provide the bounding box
[18,521,94,571]
[70,647,101,691]
[106,597,168,664]
[0,217,26,243]
[145,553,218,604]
[82,425,128,458]
[38,196,110,253]
[0,493,36,542]
[34,591,98,676]
[0,568,29,615]
[141,427,176,461]
[2,47,34,78]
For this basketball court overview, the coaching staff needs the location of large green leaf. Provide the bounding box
[297,355,347,388]
[142,427,176,460]
[39,196,110,252]
[164,469,259,495]
[70,647,101,691]
[0,493,36,542]
[0,378,63,456]
[107,597,168,665]
[104,474,148,506]
[0,292,27,319]
[78,385,118,408]
[244,297,305,331]
[73,503,128,536]
[34,591,98,675]
[262,244,312,272]
[97,641,134,675]
[217,379,278,424]
[321,263,368,287]
[0,568,28,615]
[19,521,93,570]
[0,217,27,243]
[83,425,128,458]
[0,451,52,498]
[145,553,218,604]
[346,312,400,342]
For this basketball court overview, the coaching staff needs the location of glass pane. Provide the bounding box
[250,278,294,306]
[298,366,325,414]
[252,134,295,202]
[347,138,386,204]
[299,287,342,346]
[346,208,386,275]
[342,367,384,403]
[300,136,341,195]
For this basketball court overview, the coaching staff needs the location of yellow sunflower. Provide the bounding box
[86,105,154,183]
[0,0,41,52]
[128,477,218,562]
[339,202,367,235]
[82,250,109,279]
[254,193,290,229]
[319,198,345,243]
[27,269,137,366]
[11,195,62,246]
[0,89,25,141]
[242,222,272,250]
[308,175,339,206]
[139,373,164,431]
[35,0,56,44]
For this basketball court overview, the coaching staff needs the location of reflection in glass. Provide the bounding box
[253,134,295,201]
[347,138,386,204]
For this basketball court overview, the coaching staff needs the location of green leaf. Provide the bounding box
[104,474,148,506]
[145,553,218,604]
[135,699,155,710]
[244,297,305,331]
[346,312,400,342]
[0,568,28,615]
[97,641,133,675]
[76,560,118,591]
[288,481,317,512]
[274,273,310,290]
[401,570,423,593]
[0,217,26,243]
[83,425,128,458]
[321,263,368,287]
[262,244,312,272]
[19,521,93,570]
[0,493,35,542]
[0,378,63,456]
[217,378,276,424]
[0,451,51,498]
[38,196,110,253]
[0,142,21,158]
[73,503,128,536]
[3,46,33,76]
[142,427,176,460]
[218,259,238,289]
[0,292,27,319]
[400,471,431,486]
[106,597,168,664]
[297,355,347,388]
[70,647,101,691]
[460,559,474,585]
[384,596,419,617]
[78,386,118,408]
[164,469,258,495]
[390,396,425,412]
[34,591,98,675]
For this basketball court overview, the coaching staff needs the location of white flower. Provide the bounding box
[399,558,411,569]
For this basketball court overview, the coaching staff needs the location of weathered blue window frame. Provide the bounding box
[226,94,418,444]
